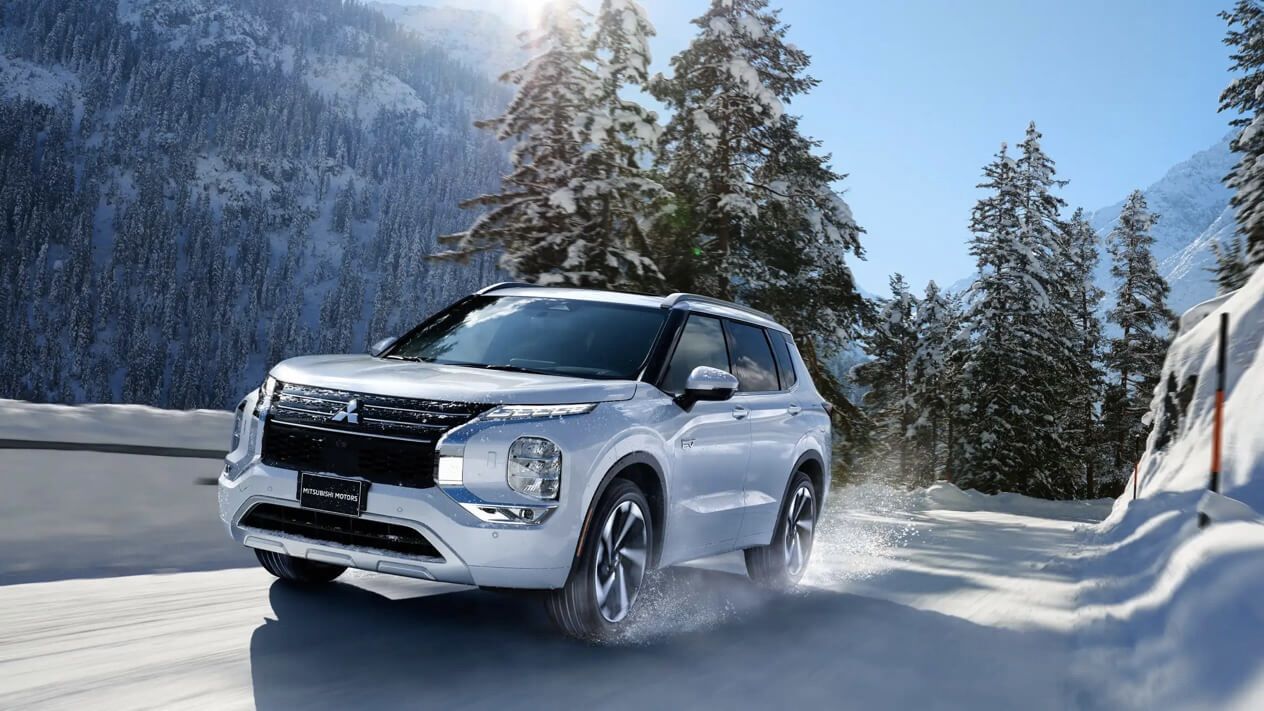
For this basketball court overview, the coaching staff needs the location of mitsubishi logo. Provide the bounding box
[331,399,361,425]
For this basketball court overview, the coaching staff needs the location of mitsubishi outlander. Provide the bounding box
[219,283,831,640]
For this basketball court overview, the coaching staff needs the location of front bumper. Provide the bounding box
[219,461,578,589]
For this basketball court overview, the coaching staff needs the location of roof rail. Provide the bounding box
[663,293,780,324]
[477,281,535,294]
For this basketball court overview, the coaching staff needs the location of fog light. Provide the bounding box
[437,456,463,486]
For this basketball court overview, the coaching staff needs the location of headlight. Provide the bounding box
[231,401,246,451]
[483,403,597,420]
[507,437,561,500]
[252,376,279,417]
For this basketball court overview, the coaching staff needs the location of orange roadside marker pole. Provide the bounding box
[1199,313,1230,529]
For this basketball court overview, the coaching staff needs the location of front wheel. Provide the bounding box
[745,471,817,589]
[255,549,346,584]
[546,479,653,641]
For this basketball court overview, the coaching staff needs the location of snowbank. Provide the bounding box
[1071,266,1264,709]
[923,481,1112,522]
[1126,267,1264,513]
[0,399,232,451]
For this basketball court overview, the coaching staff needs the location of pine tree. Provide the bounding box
[437,0,667,289]
[908,280,962,484]
[651,0,807,295]
[651,0,867,438]
[958,125,1076,497]
[959,143,1023,494]
[855,275,919,483]
[1103,191,1174,476]
[1062,209,1108,497]
[568,0,671,288]
[1220,0,1264,274]
[1211,233,1251,293]
[435,2,594,277]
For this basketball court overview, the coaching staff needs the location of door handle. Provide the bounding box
[787,403,802,416]
[732,406,749,420]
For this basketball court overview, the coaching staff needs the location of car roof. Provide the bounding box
[482,284,791,334]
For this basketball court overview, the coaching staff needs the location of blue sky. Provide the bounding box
[407,0,1238,294]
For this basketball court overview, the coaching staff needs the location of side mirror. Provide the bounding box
[368,336,398,357]
[676,366,739,410]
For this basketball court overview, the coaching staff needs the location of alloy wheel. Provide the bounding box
[592,499,649,623]
[783,484,816,577]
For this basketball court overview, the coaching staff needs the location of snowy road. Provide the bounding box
[0,445,1115,710]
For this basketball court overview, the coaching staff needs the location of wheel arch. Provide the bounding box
[789,449,828,509]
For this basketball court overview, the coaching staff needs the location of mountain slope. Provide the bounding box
[1089,135,1237,314]
[371,2,524,78]
[0,0,508,409]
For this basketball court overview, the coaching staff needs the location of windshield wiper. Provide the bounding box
[458,363,558,376]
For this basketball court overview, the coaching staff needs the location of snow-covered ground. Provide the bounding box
[0,476,1111,709]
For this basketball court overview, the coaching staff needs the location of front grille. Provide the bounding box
[261,383,490,488]
[241,504,442,559]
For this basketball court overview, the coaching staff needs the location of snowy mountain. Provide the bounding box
[370,2,525,78]
[1088,135,1237,314]
[0,0,509,409]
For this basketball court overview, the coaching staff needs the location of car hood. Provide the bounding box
[270,355,640,404]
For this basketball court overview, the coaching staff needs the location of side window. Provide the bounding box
[661,315,730,395]
[726,321,780,392]
[772,332,798,389]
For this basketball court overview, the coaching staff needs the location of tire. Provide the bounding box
[255,548,346,584]
[546,479,653,641]
[745,471,817,589]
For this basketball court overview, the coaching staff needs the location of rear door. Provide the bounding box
[658,314,751,561]
[726,322,804,544]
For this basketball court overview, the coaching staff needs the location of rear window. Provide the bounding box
[772,332,798,388]
[726,321,780,392]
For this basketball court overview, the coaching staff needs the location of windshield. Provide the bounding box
[386,296,667,380]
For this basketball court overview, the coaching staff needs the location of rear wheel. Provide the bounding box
[745,471,817,589]
[546,479,652,641]
[255,549,346,584]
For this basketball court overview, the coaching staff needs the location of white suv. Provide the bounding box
[219,283,831,640]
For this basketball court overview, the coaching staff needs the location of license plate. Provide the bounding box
[298,472,367,515]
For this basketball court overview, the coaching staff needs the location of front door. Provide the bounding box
[658,314,751,562]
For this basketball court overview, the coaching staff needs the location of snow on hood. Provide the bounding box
[270,355,640,405]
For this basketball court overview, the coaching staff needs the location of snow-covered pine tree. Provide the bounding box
[566,0,671,288]
[651,0,867,436]
[652,0,808,295]
[435,2,595,279]
[1211,233,1251,293]
[958,143,1023,495]
[1103,190,1174,475]
[959,125,1076,497]
[437,0,667,289]
[1062,208,1108,497]
[854,275,919,483]
[1220,0,1264,273]
[909,280,963,484]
